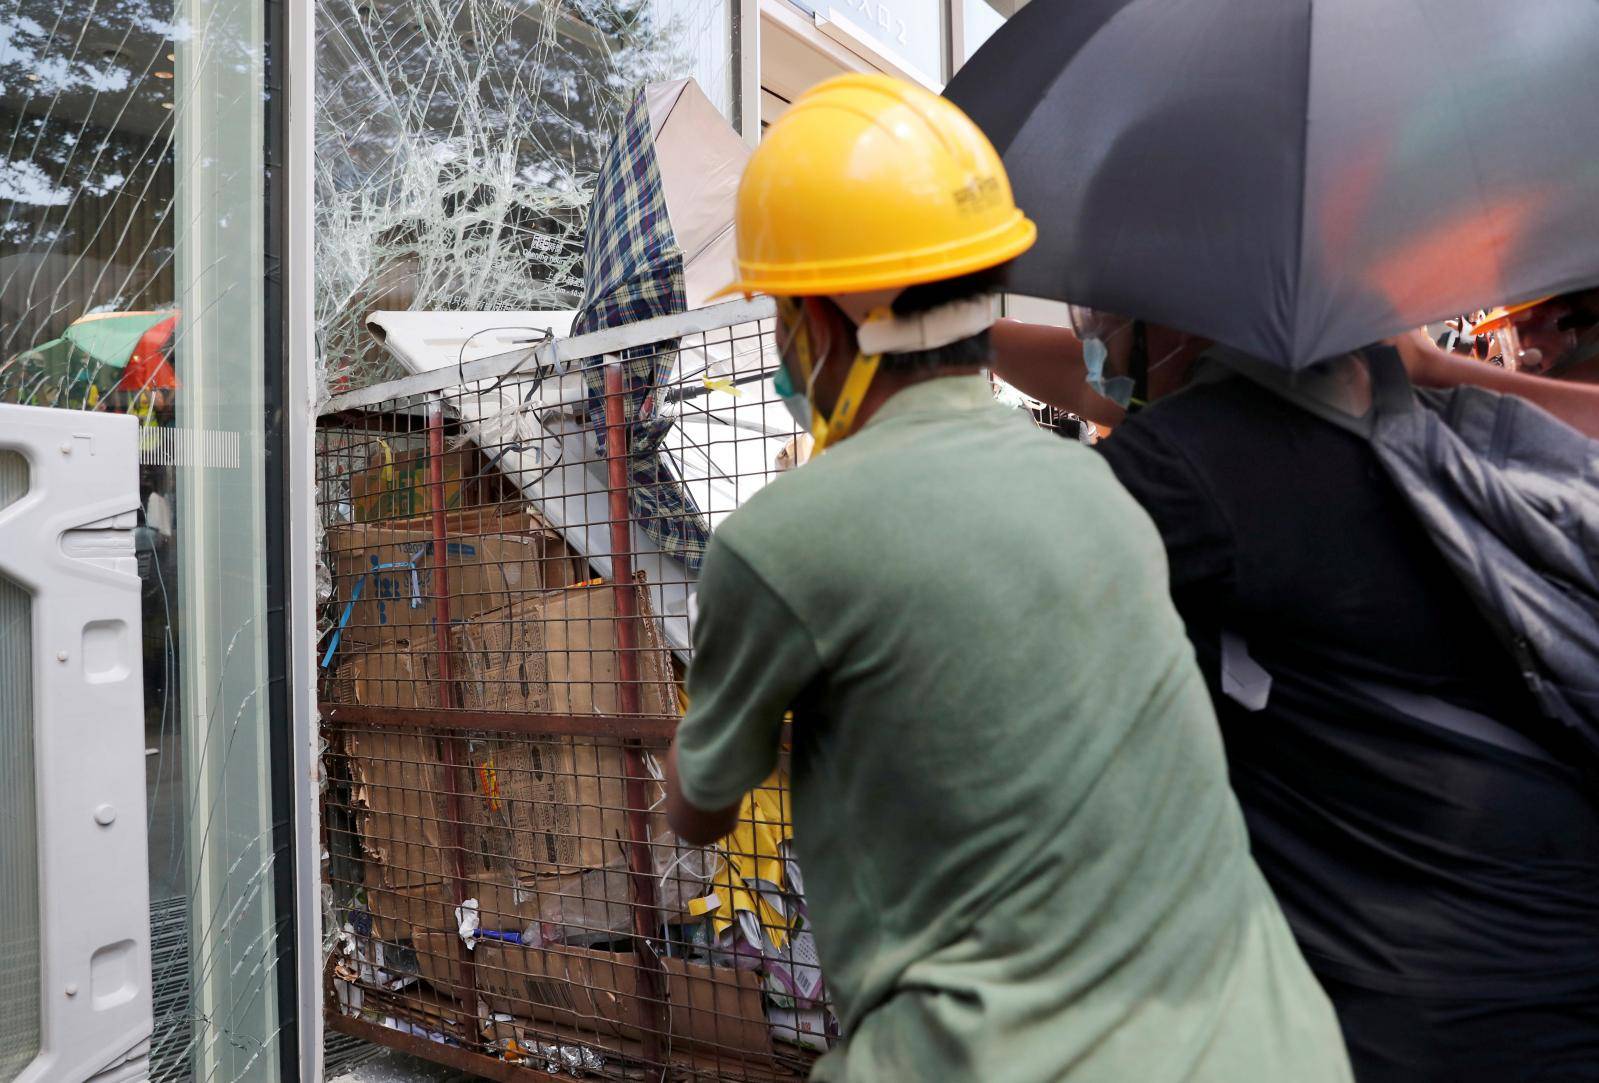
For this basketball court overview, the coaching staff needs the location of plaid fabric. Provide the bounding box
[574,89,710,570]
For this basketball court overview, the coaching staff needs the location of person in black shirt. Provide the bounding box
[992,325,1599,1082]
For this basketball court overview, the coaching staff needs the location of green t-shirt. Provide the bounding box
[676,376,1350,1082]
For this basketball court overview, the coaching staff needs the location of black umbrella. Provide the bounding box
[946,0,1599,369]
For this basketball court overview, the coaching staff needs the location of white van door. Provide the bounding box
[0,403,152,1083]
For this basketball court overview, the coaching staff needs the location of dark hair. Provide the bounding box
[874,265,1008,373]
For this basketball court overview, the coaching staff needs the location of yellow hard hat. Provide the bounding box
[715,74,1036,299]
[1472,296,1555,334]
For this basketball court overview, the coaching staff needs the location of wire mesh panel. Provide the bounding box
[317,302,835,1079]
[315,299,1099,1077]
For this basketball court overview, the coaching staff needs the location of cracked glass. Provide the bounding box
[2,0,284,1078]
[315,0,737,395]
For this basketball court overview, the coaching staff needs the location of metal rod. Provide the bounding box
[318,703,678,740]
[325,295,777,413]
[603,360,668,1068]
[327,1013,567,1083]
[602,365,643,719]
[318,404,434,434]
[427,395,478,1021]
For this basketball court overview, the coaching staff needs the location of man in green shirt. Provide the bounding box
[664,74,1351,1082]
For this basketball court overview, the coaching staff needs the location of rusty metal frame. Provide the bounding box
[329,1014,568,1083]
[321,364,690,1075]
[603,359,670,1066]
[322,296,775,414]
[423,396,482,1015]
[317,304,834,1078]
[317,703,679,740]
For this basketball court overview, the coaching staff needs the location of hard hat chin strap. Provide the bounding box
[812,350,882,451]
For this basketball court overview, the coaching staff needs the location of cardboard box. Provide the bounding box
[380,506,589,586]
[334,649,672,887]
[380,504,545,538]
[360,819,705,945]
[472,871,635,943]
[349,448,467,523]
[464,734,653,878]
[470,815,702,938]
[661,955,773,1056]
[343,721,455,891]
[360,852,652,946]
[330,639,440,709]
[327,521,571,647]
[455,579,676,717]
[450,579,677,877]
[347,448,535,523]
[416,936,770,1057]
[363,871,456,943]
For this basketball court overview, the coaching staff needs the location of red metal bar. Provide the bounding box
[427,396,478,1023]
[318,702,678,740]
[603,360,668,1067]
[602,363,643,717]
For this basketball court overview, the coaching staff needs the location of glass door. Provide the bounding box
[0,0,293,1077]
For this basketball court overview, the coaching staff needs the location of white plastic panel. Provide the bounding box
[0,451,23,510]
[0,405,151,1083]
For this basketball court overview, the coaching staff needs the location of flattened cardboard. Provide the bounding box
[453,579,675,876]
[364,872,456,943]
[343,718,456,891]
[463,735,634,877]
[432,938,770,1056]
[327,524,549,647]
[349,448,467,523]
[455,578,675,716]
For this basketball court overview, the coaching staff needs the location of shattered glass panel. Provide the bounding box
[3,0,287,1079]
[315,0,735,395]
[0,570,40,1080]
